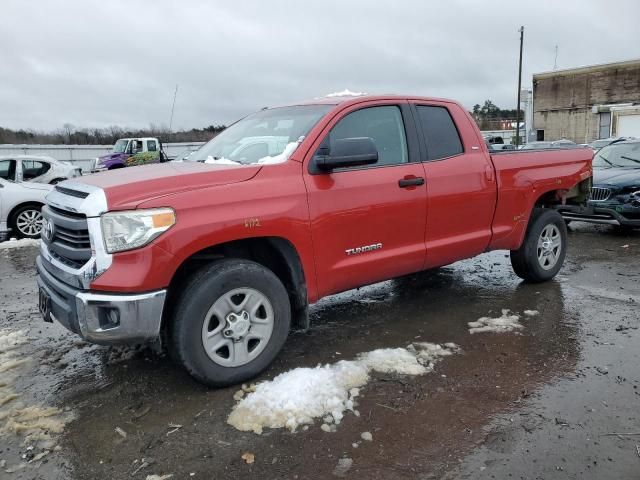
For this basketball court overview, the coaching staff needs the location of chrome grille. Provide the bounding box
[590,187,611,202]
[42,205,92,267]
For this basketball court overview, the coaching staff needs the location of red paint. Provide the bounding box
[87,95,592,304]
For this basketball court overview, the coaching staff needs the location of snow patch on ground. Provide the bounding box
[0,329,71,452]
[0,239,40,250]
[468,309,525,334]
[227,342,458,434]
[326,89,367,98]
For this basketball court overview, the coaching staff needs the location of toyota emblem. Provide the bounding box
[43,219,55,242]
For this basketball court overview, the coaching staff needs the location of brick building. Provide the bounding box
[532,59,640,143]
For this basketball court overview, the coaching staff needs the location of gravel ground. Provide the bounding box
[0,223,638,479]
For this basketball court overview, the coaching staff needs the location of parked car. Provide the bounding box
[93,137,169,171]
[521,139,577,150]
[0,155,82,184]
[489,143,517,151]
[589,137,633,153]
[36,94,592,386]
[559,139,640,229]
[0,176,52,240]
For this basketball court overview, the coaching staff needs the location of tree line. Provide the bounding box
[471,100,524,130]
[0,123,226,145]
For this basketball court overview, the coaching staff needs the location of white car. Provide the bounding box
[0,177,53,241]
[0,155,82,185]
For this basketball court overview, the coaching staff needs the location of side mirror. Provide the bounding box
[314,137,378,171]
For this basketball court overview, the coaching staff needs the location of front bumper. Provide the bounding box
[0,220,9,241]
[558,204,640,227]
[37,256,166,344]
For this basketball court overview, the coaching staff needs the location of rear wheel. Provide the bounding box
[510,209,567,283]
[10,204,44,239]
[169,259,291,387]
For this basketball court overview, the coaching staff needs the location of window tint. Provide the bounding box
[416,106,463,160]
[0,160,17,181]
[22,160,51,181]
[329,106,408,166]
[147,140,157,152]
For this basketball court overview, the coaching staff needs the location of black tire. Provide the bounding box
[169,259,291,387]
[510,209,568,283]
[9,204,44,239]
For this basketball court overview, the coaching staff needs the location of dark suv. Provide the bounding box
[560,140,640,228]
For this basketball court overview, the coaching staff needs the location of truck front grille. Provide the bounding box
[590,187,611,202]
[42,205,92,268]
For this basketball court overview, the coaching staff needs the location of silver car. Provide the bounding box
[0,155,82,185]
[0,176,52,240]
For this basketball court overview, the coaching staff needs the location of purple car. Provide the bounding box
[93,137,167,171]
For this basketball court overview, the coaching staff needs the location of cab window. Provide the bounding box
[329,106,408,167]
[416,105,464,160]
[147,140,157,152]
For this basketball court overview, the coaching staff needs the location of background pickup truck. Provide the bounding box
[93,137,169,171]
[36,95,593,386]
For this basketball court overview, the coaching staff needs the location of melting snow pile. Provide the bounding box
[227,342,458,434]
[0,239,40,250]
[205,141,302,166]
[0,329,70,453]
[468,309,525,334]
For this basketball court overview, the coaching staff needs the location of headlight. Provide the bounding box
[101,208,175,253]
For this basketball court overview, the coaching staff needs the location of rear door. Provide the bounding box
[304,101,428,297]
[412,102,497,268]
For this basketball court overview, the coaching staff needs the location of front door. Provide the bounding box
[303,102,428,298]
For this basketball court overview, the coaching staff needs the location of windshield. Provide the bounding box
[591,139,612,149]
[113,139,129,153]
[593,143,640,168]
[188,105,332,165]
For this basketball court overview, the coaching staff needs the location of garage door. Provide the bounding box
[618,114,640,137]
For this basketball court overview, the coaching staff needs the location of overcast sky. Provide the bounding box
[1,0,638,132]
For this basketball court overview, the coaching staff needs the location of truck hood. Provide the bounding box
[77,162,262,210]
[594,167,640,188]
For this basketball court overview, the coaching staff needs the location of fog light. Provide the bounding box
[98,307,120,329]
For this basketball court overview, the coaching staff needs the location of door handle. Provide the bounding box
[398,177,425,188]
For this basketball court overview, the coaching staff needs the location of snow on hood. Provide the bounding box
[227,342,459,434]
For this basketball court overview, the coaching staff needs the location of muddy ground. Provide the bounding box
[0,223,638,480]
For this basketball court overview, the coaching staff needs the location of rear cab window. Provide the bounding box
[414,105,464,160]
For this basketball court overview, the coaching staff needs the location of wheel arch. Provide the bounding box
[162,236,309,341]
[8,201,45,224]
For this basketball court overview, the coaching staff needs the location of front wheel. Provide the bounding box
[510,209,567,283]
[169,259,291,387]
[10,205,44,239]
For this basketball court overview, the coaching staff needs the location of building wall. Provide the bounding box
[533,59,640,143]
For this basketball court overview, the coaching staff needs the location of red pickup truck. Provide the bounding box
[36,95,593,386]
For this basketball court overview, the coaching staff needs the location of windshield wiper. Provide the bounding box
[596,155,614,167]
[620,155,640,165]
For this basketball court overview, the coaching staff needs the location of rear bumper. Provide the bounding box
[36,255,166,344]
[558,205,640,227]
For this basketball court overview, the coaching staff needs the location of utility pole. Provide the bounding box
[553,45,558,70]
[169,84,179,132]
[515,26,524,147]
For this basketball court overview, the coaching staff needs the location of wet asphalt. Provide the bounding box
[0,223,638,480]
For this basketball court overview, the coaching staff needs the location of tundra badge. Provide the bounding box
[345,243,383,256]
